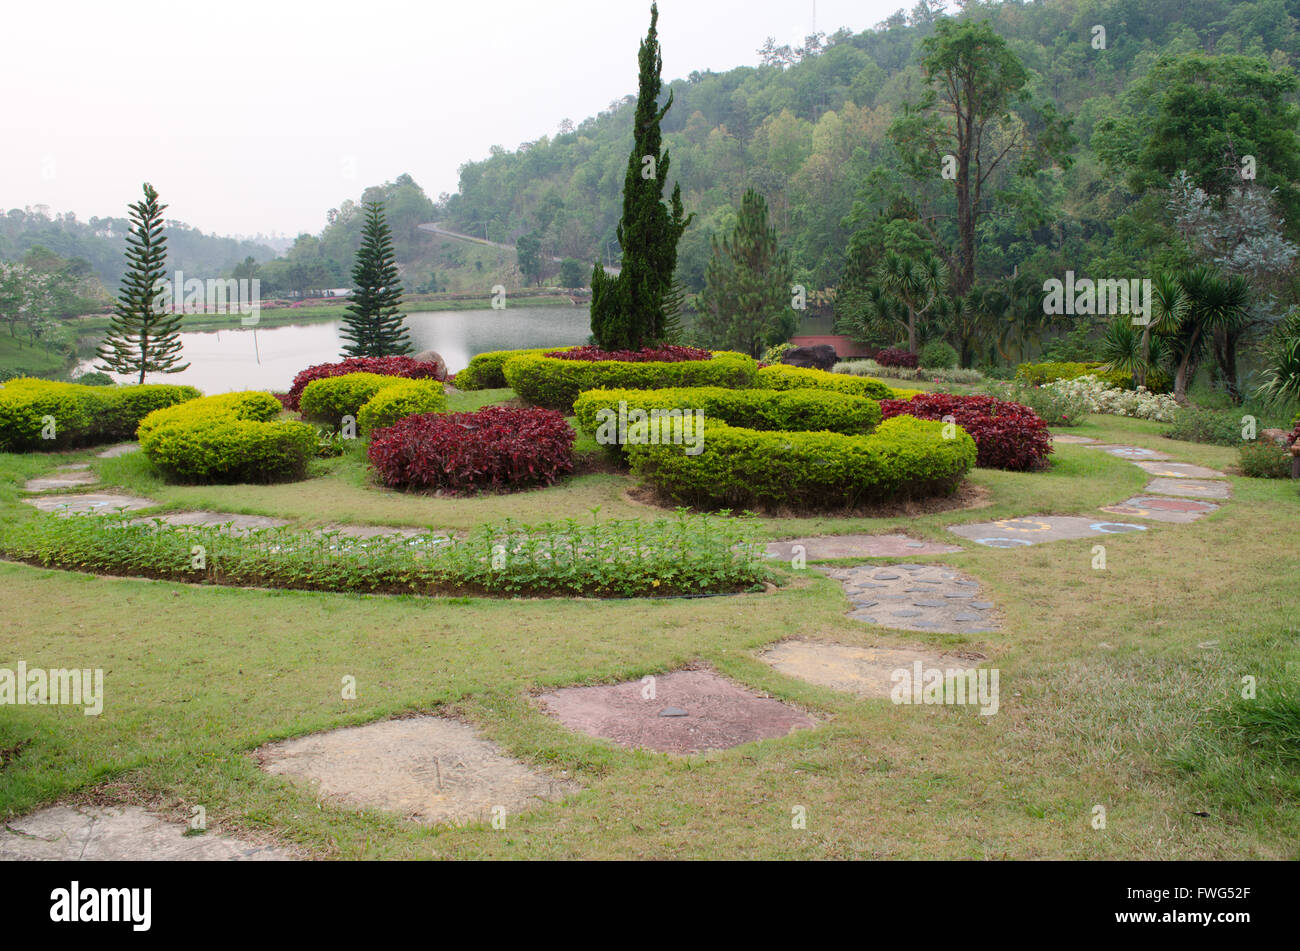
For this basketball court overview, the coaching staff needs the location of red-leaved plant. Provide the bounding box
[875,348,919,369]
[543,345,713,363]
[285,356,442,410]
[880,393,1052,470]
[367,405,575,493]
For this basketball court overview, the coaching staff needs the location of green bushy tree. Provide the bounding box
[339,201,411,358]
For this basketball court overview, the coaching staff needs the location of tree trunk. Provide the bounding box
[1136,324,1150,389]
[907,305,917,353]
[1213,327,1242,404]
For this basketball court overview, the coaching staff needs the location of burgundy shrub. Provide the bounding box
[367,405,575,493]
[285,356,442,410]
[875,348,919,369]
[879,393,1052,471]
[544,345,713,363]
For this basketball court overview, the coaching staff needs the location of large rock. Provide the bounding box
[781,344,838,371]
[411,349,449,382]
[1260,428,1293,447]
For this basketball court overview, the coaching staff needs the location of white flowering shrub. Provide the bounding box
[1043,374,1180,422]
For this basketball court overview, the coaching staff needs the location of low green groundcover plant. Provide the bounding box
[1166,406,1248,446]
[628,415,975,511]
[503,351,757,411]
[572,386,882,443]
[0,510,771,598]
[0,378,200,451]
[1239,441,1293,479]
[137,391,317,483]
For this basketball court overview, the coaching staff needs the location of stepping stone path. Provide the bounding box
[96,443,140,458]
[133,511,293,532]
[258,717,576,826]
[762,641,987,700]
[538,669,814,754]
[948,443,1231,543]
[23,465,98,491]
[1101,496,1219,524]
[0,805,290,861]
[23,492,155,515]
[765,533,961,560]
[948,516,1147,547]
[1143,477,1231,499]
[819,564,999,633]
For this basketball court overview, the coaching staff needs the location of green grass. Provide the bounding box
[0,401,1297,859]
[0,333,71,378]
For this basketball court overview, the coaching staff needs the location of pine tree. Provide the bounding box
[340,201,411,357]
[590,2,692,351]
[695,189,794,357]
[96,183,188,383]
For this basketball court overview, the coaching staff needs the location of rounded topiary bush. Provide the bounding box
[286,355,442,410]
[880,392,1052,471]
[356,379,447,434]
[754,363,898,400]
[367,405,575,493]
[137,391,317,483]
[918,341,959,370]
[503,351,757,411]
[0,378,200,451]
[454,346,574,390]
[627,415,975,511]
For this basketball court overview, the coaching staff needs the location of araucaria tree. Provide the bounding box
[589,2,692,351]
[696,189,794,357]
[340,201,411,357]
[96,183,188,383]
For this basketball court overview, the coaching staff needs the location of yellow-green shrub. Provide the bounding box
[755,363,898,400]
[356,379,447,433]
[627,415,976,511]
[0,378,200,451]
[503,352,758,411]
[454,346,574,390]
[138,391,316,483]
[1015,361,1132,389]
[572,386,882,444]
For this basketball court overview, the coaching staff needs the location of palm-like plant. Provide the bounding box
[834,280,906,347]
[1170,266,1250,404]
[1258,308,1300,405]
[876,251,948,353]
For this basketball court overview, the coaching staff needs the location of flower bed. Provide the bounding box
[285,356,442,410]
[367,405,575,493]
[137,391,317,483]
[627,415,975,511]
[503,351,758,411]
[1042,374,1179,423]
[880,392,1052,471]
[0,378,200,451]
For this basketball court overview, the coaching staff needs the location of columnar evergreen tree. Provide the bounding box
[589,2,692,351]
[340,201,411,357]
[96,183,188,383]
[695,189,794,357]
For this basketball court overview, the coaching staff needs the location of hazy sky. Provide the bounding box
[2,0,906,240]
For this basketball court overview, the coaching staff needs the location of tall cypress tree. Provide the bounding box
[96,183,188,383]
[340,201,411,357]
[590,2,692,350]
[696,189,794,357]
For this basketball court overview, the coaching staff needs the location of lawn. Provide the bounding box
[1,391,1297,859]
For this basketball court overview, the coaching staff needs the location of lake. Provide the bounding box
[78,306,593,394]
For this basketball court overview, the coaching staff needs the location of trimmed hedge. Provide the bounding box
[356,379,447,434]
[367,405,575,493]
[1015,361,1131,389]
[137,391,317,483]
[880,393,1052,471]
[0,378,200,451]
[299,372,445,432]
[627,415,975,511]
[755,363,897,400]
[573,386,882,442]
[285,356,441,410]
[454,346,574,390]
[504,351,758,411]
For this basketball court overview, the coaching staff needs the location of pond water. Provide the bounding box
[77,306,593,394]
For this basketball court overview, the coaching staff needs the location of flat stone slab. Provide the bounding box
[96,443,140,458]
[1084,444,1171,460]
[1050,434,1097,444]
[318,524,429,540]
[258,716,575,826]
[820,563,1000,634]
[761,640,987,700]
[765,533,962,561]
[1100,496,1220,523]
[132,511,293,532]
[948,515,1146,547]
[538,669,814,754]
[1144,478,1231,499]
[22,493,155,515]
[0,805,290,861]
[1132,461,1226,479]
[24,470,99,491]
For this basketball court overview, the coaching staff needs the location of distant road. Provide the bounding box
[418,222,621,276]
